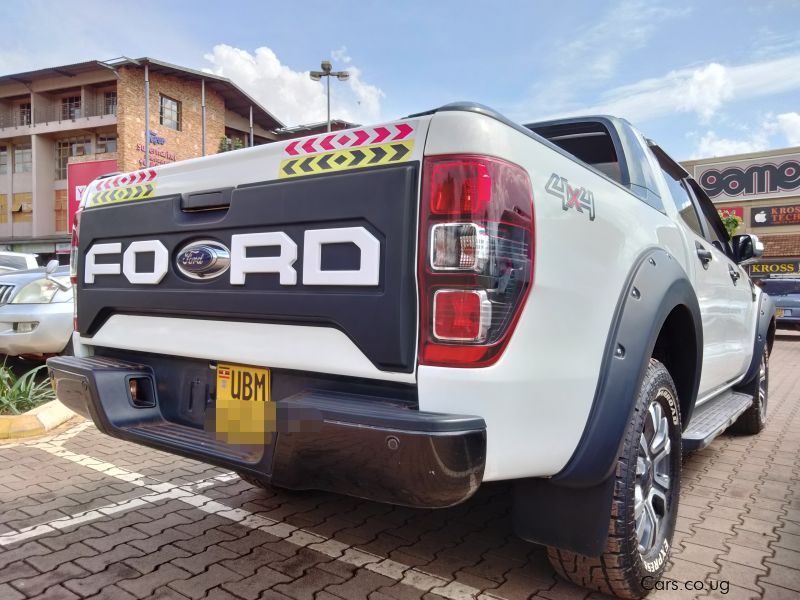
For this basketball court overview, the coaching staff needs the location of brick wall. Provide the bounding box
[117,66,225,172]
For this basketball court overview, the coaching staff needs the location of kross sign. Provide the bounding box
[750,203,800,227]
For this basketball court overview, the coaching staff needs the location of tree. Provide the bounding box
[718,209,742,238]
[218,136,244,153]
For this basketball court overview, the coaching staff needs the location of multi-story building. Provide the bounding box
[683,146,800,280]
[0,57,283,257]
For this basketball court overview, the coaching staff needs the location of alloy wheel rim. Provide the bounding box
[635,399,672,554]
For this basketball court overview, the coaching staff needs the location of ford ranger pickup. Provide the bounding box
[48,103,775,599]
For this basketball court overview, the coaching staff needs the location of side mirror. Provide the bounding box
[731,234,764,264]
[45,259,59,275]
[45,259,70,291]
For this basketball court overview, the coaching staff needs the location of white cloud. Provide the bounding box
[692,131,770,159]
[690,111,800,159]
[202,44,385,128]
[776,112,800,146]
[676,63,733,122]
[526,1,690,113]
[535,53,800,124]
[331,46,352,64]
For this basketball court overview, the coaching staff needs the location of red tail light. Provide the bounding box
[70,208,82,330]
[419,155,534,367]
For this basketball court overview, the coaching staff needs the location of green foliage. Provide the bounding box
[719,210,742,238]
[0,363,56,415]
[218,136,245,153]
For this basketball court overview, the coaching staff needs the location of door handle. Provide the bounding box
[729,265,741,284]
[695,242,712,268]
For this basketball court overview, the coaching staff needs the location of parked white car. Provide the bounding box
[0,262,73,357]
[0,251,40,273]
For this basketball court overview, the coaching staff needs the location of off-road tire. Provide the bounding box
[547,359,682,599]
[730,347,768,435]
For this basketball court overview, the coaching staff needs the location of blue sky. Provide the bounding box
[2,0,799,160]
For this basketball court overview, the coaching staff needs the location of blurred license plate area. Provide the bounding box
[214,363,273,444]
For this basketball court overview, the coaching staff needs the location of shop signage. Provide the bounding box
[67,159,118,231]
[694,152,800,202]
[750,203,800,227]
[135,130,176,167]
[148,130,166,145]
[747,259,800,278]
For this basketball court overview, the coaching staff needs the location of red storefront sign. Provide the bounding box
[67,159,117,231]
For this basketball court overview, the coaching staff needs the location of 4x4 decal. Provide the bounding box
[546,173,596,221]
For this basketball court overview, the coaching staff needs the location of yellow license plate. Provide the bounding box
[215,363,273,443]
[777,308,785,317]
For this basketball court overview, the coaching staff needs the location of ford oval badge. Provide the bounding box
[176,240,230,280]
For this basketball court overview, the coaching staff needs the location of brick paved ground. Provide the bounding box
[1,335,798,600]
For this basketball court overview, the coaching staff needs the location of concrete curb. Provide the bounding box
[0,400,77,439]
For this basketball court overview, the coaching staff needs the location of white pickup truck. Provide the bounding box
[49,103,775,599]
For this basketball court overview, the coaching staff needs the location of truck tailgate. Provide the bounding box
[76,121,428,379]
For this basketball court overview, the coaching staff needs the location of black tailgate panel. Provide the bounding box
[77,163,419,373]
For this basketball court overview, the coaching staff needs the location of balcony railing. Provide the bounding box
[0,98,117,130]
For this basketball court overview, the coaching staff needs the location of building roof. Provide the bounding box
[682,144,800,168]
[274,119,359,139]
[762,234,800,258]
[0,56,285,131]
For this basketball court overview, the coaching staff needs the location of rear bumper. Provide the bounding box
[47,355,486,508]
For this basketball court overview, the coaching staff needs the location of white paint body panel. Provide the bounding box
[77,315,415,384]
[418,111,694,480]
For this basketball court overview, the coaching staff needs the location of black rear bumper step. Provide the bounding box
[48,355,487,508]
[682,390,752,451]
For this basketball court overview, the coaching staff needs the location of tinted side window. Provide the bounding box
[660,168,704,237]
[686,179,732,255]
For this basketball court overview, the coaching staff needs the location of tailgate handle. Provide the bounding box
[181,188,233,211]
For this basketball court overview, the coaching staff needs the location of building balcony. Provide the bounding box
[0,99,117,137]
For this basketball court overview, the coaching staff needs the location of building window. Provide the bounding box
[55,137,91,179]
[14,144,32,173]
[61,95,81,120]
[18,103,31,126]
[96,134,117,154]
[159,95,180,130]
[104,91,117,116]
[0,146,7,174]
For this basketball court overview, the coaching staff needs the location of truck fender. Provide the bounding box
[513,247,702,556]
[736,290,775,389]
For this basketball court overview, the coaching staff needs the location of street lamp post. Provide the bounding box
[310,60,349,132]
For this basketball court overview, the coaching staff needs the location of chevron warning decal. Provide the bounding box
[284,123,415,156]
[279,140,414,179]
[87,184,157,207]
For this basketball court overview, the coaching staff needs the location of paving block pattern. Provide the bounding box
[0,333,798,599]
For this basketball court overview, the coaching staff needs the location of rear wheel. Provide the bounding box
[731,347,768,435]
[547,359,682,599]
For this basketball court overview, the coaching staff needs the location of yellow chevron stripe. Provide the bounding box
[87,184,157,208]
[279,140,414,179]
